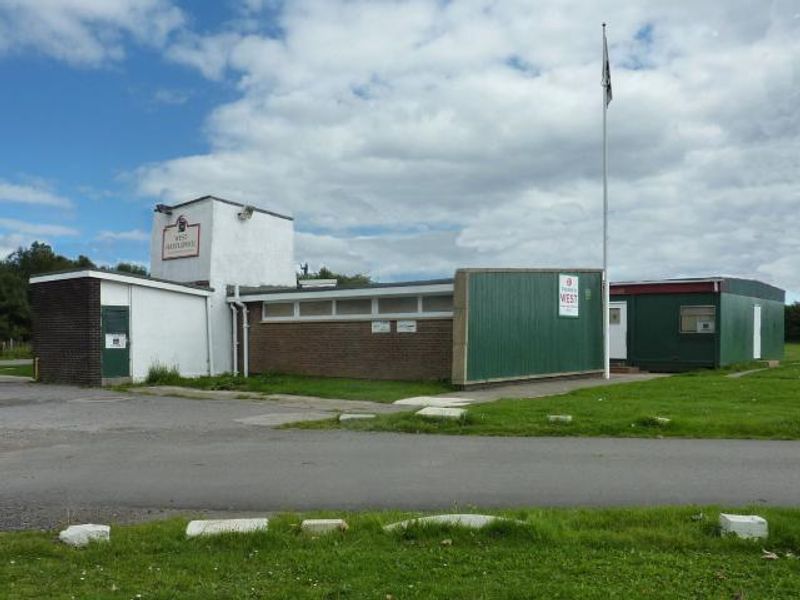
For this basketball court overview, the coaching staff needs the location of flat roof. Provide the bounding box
[29,269,214,296]
[157,195,294,222]
[611,276,784,302]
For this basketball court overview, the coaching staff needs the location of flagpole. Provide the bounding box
[602,22,610,380]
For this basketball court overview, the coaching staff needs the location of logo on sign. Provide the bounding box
[558,274,580,317]
[162,214,201,260]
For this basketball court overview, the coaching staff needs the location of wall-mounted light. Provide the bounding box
[238,205,254,221]
[155,203,173,215]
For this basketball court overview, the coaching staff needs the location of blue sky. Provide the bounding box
[0,1,798,301]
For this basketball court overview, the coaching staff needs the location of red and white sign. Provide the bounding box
[559,274,580,317]
[162,215,201,260]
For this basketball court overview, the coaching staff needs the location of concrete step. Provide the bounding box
[610,365,640,374]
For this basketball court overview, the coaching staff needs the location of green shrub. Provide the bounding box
[145,363,182,385]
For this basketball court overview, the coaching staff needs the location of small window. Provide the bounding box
[299,300,333,316]
[378,296,418,314]
[609,307,621,325]
[422,295,453,312]
[680,306,716,334]
[263,302,294,318]
[336,298,372,315]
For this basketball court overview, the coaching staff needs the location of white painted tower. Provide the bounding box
[150,195,295,374]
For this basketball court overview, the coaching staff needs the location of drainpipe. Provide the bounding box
[229,301,238,376]
[233,284,249,378]
[205,294,214,376]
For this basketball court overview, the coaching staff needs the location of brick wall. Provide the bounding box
[31,278,102,386]
[246,308,453,381]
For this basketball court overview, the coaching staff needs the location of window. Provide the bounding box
[609,307,621,325]
[336,298,372,315]
[378,296,418,314]
[422,295,453,312]
[263,302,294,318]
[298,300,333,316]
[680,306,716,334]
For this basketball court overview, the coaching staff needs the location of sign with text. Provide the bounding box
[162,215,200,260]
[371,320,391,334]
[397,320,417,333]
[558,274,580,317]
[105,333,127,349]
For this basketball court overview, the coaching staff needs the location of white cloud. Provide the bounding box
[136,0,800,294]
[96,229,150,242]
[0,0,184,66]
[0,218,78,237]
[0,180,72,207]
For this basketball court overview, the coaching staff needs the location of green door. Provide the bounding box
[101,306,130,379]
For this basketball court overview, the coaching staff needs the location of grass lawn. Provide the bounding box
[4,507,800,599]
[141,370,454,403]
[297,344,800,439]
[0,363,33,378]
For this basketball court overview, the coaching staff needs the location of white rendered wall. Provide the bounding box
[100,280,210,381]
[149,197,296,375]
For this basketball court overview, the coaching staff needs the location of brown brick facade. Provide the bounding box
[246,307,453,381]
[31,278,102,386]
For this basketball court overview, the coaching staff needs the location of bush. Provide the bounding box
[786,303,800,342]
[0,341,31,359]
[145,363,182,385]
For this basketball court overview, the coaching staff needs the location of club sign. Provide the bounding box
[162,215,200,260]
[558,274,580,317]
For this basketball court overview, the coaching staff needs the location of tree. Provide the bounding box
[786,303,800,342]
[0,242,98,341]
[298,265,372,287]
[114,262,148,276]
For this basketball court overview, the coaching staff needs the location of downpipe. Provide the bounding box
[233,285,249,378]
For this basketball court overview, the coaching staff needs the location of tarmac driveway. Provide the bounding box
[2,380,800,530]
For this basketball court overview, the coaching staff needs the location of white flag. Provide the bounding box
[602,27,612,106]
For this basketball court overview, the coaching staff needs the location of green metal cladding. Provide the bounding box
[456,269,603,384]
[719,293,784,365]
[613,292,719,372]
[613,278,784,372]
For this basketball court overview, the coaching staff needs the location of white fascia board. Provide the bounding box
[230,283,454,303]
[29,270,212,297]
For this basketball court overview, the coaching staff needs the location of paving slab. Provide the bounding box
[415,406,466,419]
[394,396,472,408]
[301,518,348,534]
[186,518,268,537]
[384,514,512,531]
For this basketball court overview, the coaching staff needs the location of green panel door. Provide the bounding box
[101,306,130,378]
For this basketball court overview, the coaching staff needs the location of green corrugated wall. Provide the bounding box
[461,270,603,383]
[719,293,784,365]
[615,293,719,372]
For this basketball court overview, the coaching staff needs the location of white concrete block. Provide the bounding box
[339,413,376,421]
[719,514,768,540]
[394,397,472,408]
[547,414,573,423]
[654,417,671,425]
[384,514,511,532]
[58,524,110,547]
[415,406,466,419]
[301,519,348,534]
[186,518,268,538]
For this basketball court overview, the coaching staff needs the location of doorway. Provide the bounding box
[609,301,628,360]
[101,306,130,379]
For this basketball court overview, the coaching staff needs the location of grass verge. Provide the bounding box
[3,507,800,599]
[139,370,454,403]
[0,363,33,378]
[297,344,800,439]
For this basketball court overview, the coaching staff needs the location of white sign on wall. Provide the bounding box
[371,320,391,334]
[397,320,417,333]
[105,333,127,349]
[162,215,201,260]
[558,274,580,317]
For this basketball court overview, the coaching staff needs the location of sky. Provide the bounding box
[0,0,798,300]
